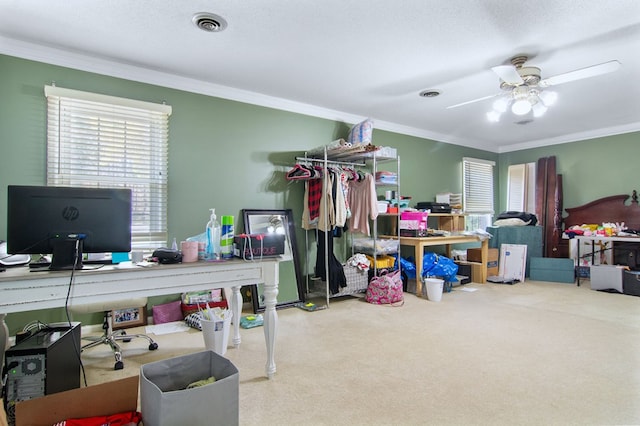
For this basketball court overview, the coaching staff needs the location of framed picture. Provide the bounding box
[112,306,147,329]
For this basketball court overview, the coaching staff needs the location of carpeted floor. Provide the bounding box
[80,280,640,426]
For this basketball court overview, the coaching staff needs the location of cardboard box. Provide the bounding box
[467,248,499,276]
[589,265,625,292]
[13,376,138,426]
[140,350,239,426]
[529,257,575,283]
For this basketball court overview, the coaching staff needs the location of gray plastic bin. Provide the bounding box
[140,350,239,426]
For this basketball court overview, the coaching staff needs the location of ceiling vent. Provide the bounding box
[192,13,227,32]
[419,90,441,98]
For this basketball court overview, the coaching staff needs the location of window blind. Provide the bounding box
[45,85,172,251]
[506,164,526,211]
[462,157,495,214]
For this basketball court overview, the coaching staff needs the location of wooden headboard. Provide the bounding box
[564,190,640,231]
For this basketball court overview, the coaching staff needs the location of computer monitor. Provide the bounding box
[7,185,132,270]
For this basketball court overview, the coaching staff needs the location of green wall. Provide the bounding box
[497,132,640,212]
[1,53,637,334]
[0,54,497,334]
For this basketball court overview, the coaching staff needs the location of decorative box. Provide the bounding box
[233,234,285,258]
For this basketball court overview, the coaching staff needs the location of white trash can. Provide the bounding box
[424,277,444,302]
[201,310,233,355]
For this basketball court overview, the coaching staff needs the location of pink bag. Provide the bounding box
[365,270,404,306]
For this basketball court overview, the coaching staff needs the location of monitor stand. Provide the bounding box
[49,239,84,271]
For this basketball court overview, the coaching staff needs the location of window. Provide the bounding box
[506,163,536,213]
[462,157,495,231]
[45,85,172,251]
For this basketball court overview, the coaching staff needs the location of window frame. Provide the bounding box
[462,157,495,231]
[45,85,172,251]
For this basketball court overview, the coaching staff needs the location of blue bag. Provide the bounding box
[422,252,458,283]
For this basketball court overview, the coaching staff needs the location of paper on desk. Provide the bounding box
[146,321,190,335]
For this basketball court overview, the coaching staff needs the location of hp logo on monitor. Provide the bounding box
[62,206,80,221]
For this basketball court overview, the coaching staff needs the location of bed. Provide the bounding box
[563,190,640,231]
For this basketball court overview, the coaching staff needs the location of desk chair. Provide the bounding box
[72,298,158,370]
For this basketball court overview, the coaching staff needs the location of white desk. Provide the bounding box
[0,259,280,378]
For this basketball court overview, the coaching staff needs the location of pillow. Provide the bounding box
[347,118,373,145]
[493,218,530,227]
[496,211,538,226]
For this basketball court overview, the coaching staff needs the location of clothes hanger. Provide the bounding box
[286,164,311,180]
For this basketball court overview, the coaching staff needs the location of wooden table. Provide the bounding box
[398,234,489,295]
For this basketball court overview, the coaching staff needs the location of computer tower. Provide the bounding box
[3,322,81,424]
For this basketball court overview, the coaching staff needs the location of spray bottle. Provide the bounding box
[205,208,221,260]
[220,215,234,259]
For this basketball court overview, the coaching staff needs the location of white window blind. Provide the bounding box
[45,85,172,251]
[507,164,527,211]
[462,157,495,214]
[507,162,537,213]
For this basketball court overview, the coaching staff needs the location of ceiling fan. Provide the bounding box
[447,55,621,121]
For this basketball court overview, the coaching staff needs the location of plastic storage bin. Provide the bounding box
[623,270,640,296]
[365,254,396,269]
[589,265,625,292]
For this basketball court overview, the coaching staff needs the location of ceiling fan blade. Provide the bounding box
[540,60,621,87]
[491,65,524,85]
[446,94,498,109]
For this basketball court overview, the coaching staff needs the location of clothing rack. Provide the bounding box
[291,145,400,306]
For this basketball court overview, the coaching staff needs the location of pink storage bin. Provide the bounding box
[399,219,427,230]
[400,211,428,222]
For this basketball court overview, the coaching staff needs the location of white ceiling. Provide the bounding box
[1,0,639,153]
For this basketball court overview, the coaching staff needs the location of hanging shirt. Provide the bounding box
[303,173,335,232]
[347,173,378,235]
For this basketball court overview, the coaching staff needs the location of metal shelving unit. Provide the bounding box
[298,144,400,306]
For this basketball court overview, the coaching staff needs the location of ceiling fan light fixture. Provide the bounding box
[492,97,509,113]
[486,110,501,123]
[539,90,558,106]
[532,101,548,118]
[512,99,531,115]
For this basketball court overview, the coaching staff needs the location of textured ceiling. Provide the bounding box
[1,0,639,152]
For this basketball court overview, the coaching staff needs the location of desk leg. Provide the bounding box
[415,243,425,297]
[230,286,242,348]
[480,239,488,283]
[1,313,8,371]
[262,262,279,379]
[576,242,581,287]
